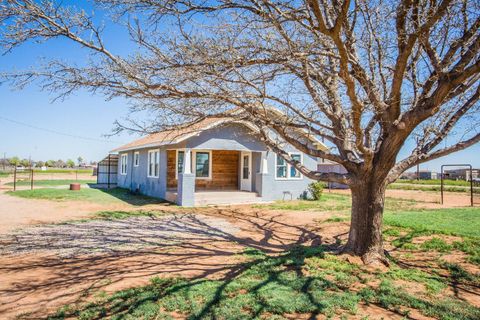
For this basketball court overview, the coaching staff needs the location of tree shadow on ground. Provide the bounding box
[0,208,478,320]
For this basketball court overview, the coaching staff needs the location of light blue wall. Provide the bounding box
[252,150,316,201]
[117,123,317,203]
[117,148,167,199]
[186,123,267,151]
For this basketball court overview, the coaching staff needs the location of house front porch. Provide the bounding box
[165,190,263,206]
[166,148,270,206]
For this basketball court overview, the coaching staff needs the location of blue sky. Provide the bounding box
[0,2,478,169]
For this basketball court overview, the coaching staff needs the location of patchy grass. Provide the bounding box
[6,187,164,206]
[92,210,166,220]
[420,237,453,252]
[256,193,417,213]
[47,246,480,320]
[6,179,93,187]
[254,193,352,212]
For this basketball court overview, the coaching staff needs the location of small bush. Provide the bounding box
[308,181,327,200]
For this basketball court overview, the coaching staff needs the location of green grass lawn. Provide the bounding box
[7,187,164,206]
[389,183,480,193]
[5,179,94,187]
[384,208,480,238]
[0,171,10,177]
[395,179,471,186]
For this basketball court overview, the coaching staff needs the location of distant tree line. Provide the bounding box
[0,156,96,169]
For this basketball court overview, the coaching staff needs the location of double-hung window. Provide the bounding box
[275,153,303,179]
[195,151,211,178]
[148,149,160,178]
[134,152,140,167]
[276,156,287,179]
[176,150,184,177]
[120,154,128,175]
[290,154,302,178]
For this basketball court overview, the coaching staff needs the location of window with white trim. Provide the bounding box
[148,149,160,178]
[195,151,211,179]
[176,150,184,178]
[276,156,287,179]
[290,153,302,178]
[120,154,128,175]
[134,152,140,167]
[275,153,303,179]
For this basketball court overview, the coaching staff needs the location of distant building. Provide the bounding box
[444,168,480,181]
[399,170,437,180]
[317,159,348,189]
[418,170,438,180]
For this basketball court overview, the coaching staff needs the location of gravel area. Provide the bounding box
[0,213,239,258]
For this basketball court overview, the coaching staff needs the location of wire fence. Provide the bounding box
[0,167,96,191]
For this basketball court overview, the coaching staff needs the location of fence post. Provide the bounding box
[30,168,34,190]
[13,167,17,191]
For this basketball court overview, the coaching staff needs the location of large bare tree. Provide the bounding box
[1,0,479,264]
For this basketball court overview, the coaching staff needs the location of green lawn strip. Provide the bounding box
[395,179,472,186]
[384,208,480,238]
[389,183,480,193]
[0,171,9,177]
[6,187,164,205]
[5,179,94,187]
[47,246,480,320]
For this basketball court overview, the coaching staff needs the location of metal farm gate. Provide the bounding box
[96,154,118,188]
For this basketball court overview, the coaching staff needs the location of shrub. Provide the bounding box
[308,181,327,200]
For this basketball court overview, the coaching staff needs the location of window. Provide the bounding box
[120,154,128,175]
[195,151,211,178]
[276,156,287,178]
[176,150,184,177]
[148,149,160,178]
[290,153,302,178]
[134,152,140,167]
[275,153,303,179]
[242,155,249,179]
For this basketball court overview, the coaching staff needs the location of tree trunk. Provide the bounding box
[343,182,388,265]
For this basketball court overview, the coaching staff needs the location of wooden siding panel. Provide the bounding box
[166,150,239,190]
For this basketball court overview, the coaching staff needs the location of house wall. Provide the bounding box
[117,148,167,199]
[252,150,317,201]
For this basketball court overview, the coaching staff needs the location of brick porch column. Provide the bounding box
[177,148,195,206]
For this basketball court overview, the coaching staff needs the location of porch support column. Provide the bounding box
[256,151,272,201]
[177,148,195,207]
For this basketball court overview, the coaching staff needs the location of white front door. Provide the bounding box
[240,151,252,191]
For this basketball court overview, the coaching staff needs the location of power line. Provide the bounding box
[0,115,125,144]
